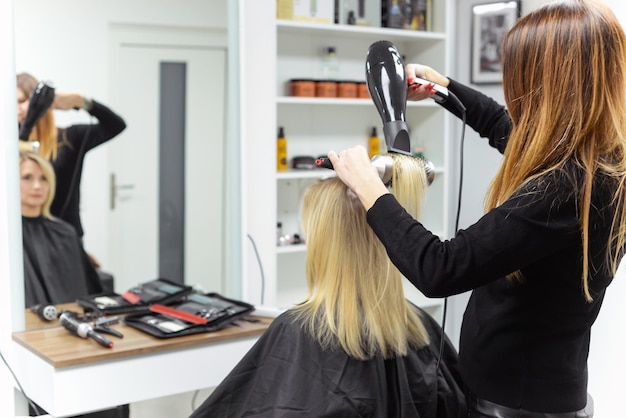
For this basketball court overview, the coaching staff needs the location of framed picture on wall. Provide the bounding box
[471,1,520,84]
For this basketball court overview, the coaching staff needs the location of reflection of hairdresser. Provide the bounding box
[190,154,466,417]
[19,148,102,308]
[329,1,626,416]
[17,72,126,238]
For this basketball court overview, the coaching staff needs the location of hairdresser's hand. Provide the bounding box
[406,63,450,101]
[327,146,390,210]
[53,92,92,111]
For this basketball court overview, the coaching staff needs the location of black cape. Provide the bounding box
[189,308,466,418]
[22,216,102,308]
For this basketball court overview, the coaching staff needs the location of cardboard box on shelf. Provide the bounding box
[277,0,335,24]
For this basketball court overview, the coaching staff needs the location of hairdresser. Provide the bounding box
[17,72,126,238]
[328,0,626,416]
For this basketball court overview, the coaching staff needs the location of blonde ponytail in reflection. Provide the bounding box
[295,154,430,360]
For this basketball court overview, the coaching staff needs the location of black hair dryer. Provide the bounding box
[316,40,436,185]
[19,81,55,141]
[365,40,410,155]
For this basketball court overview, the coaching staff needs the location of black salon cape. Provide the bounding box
[22,216,102,308]
[189,308,466,418]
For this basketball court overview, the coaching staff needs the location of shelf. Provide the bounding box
[276,231,446,256]
[276,20,446,42]
[277,244,307,255]
[277,96,439,108]
[241,1,452,311]
[276,169,335,180]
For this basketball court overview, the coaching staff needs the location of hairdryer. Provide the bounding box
[365,40,411,155]
[19,81,55,141]
[316,40,436,185]
[30,304,58,322]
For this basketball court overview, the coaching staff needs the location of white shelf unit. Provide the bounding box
[241,1,454,320]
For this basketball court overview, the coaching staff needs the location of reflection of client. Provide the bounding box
[20,148,102,308]
[190,154,466,417]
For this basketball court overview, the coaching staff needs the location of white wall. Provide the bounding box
[451,1,626,416]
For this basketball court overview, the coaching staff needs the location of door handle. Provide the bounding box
[110,173,135,210]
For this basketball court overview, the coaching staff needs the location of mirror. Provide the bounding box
[13,0,240,312]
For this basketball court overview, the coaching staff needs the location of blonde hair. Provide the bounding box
[17,72,58,160]
[294,154,430,360]
[19,148,56,219]
[488,0,626,301]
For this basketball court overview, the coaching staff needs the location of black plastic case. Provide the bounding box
[123,292,254,338]
[76,278,193,315]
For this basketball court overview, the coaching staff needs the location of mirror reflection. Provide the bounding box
[14,1,233,314]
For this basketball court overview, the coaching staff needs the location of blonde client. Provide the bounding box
[20,147,102,308]
[190,154,465,417]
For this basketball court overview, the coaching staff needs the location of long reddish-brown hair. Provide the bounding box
[17,72,58,160]
[487,0,626,300]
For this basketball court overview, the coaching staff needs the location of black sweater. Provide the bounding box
[50,99,126,237]
[366,79,618,413]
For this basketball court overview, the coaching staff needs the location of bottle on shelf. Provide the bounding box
[347,11,356,25]
[277,222,283,246]
[277,126,288,171]
[319,46,340,80]
[387,0,404,29]
[368,126,381,159]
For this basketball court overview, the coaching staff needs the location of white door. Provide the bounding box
[107,26,226,295]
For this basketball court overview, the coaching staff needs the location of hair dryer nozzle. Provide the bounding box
[19,81,55,141]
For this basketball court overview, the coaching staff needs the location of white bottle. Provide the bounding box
[320,46,340,80]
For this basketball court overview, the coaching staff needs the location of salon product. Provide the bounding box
[292,155,317,169]
[277,222,283,245]
[320,46,339,80]
[315,80,337,97]
[290,79,316,97]
[277,127,288,171]
[347,10,356,25]
[368,127,380,159]
[357,82,369,98]
[386,0,404,28]
[337,81,357,98]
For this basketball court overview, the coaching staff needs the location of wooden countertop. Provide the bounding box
[14,304,272,368]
